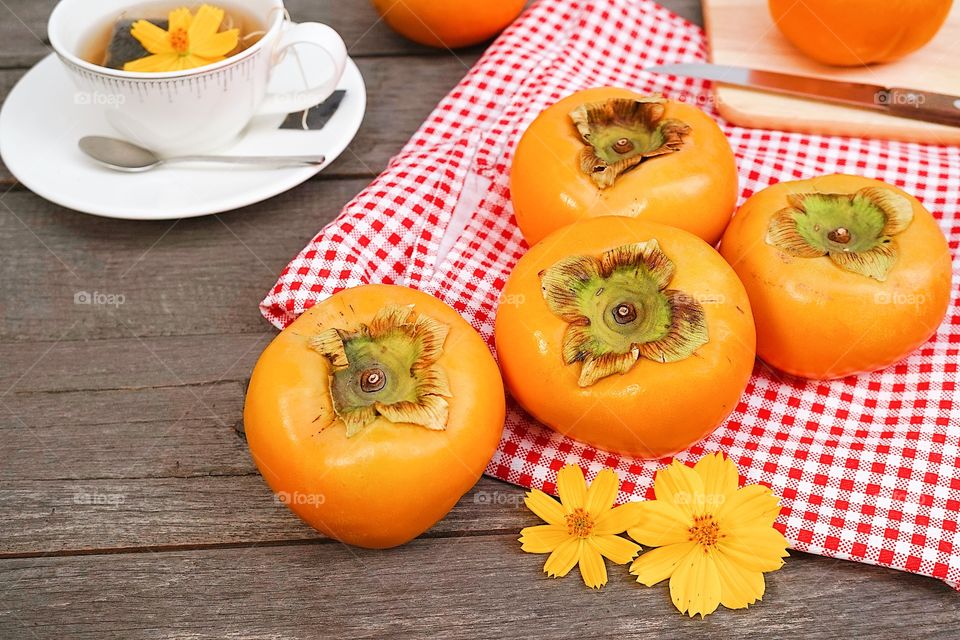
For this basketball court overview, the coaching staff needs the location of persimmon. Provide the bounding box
[769,0,953,66]
[720,174,952,379]
[244,285,505,548]
[510,87,739,247]
[369,0,526,49]
[495,217,756,458]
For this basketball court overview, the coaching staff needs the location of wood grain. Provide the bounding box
[0,475,535,556]
[1,537,956,640]
[0,0,471,69]
[703,0,960,144]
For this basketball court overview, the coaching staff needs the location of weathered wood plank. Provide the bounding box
[0,536,954,640]
[0,177,365,342]
[0,381,248,480]
[0,473,529,555]
[0,0,484,70]
[0,330,524,554]
[0,333,269,393]
[0,52,478,185]
[0,0,701,70]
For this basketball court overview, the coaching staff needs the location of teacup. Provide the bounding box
[48,0,348,155]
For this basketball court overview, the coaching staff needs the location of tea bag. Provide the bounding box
[102,18,168,69]
[280,90,347,130]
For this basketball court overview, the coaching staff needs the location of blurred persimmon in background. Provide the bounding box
[370,0,527,48]
[769,0,953,66]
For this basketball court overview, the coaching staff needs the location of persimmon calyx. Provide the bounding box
[310,305,452,436]
[766,187,914,281]
[539,240,709,387]
[569,96,691,189]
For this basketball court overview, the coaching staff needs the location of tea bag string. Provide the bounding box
[239,6,288,45]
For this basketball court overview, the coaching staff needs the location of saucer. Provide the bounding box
[0,54,366,220]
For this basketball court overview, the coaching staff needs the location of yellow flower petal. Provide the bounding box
[168,7,193,33]
[524,489,565,526]
[714,549,766,609]
[584,468,619,517]
[543,537,582,578]
[519,524,570,554]
[189,4,226,40]
[629,541,695,586]
[670,548,721,618]
[593,502,643,535]
[129,20,175,55]
[590,534,640,565]
[717,527,789,573]
[578,541,607,589]
[654,460,705,517]
[124,52,181,72]
[694,452,740,502]
[717,484,782,530]
[556,465,586,511]
[627,499,692,547]
[190,28,239,58]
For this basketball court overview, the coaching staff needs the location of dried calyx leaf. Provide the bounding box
[539,240,708,387]
[309,305,452,436]
[570,96,691,189]
[766,187,913,281]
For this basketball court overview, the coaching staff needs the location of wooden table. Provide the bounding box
[1,1,956,637]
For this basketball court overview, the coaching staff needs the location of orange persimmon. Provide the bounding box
[370,0,526,49]
[495,217,756,458]
[510,87,739,247]
[720,174,952,379]
[769,0,953,66]
[244,285,505,548]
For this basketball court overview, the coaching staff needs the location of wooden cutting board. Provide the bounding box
[702,0,960,144]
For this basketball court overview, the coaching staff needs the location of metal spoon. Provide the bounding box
[79,136,326,172]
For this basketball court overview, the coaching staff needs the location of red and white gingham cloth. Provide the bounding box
[262,0,960,587]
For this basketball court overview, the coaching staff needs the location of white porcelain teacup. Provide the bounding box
[49,0,347,155]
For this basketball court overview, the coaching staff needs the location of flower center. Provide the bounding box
[170,28,190,54]
[565,508,594,538]
[689,514,722,549]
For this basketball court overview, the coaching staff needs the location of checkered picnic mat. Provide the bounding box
[261,0,960,587]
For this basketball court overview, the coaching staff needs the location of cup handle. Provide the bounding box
[256,22,348,116]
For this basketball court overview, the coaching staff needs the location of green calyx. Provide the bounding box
[539,240,709,387]
[310,305,452,437]
[569,96,691,189]
[766,187,914,281]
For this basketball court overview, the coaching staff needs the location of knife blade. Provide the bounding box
[649,63,960,128]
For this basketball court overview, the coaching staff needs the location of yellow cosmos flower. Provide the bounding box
[124,5,240,73]
[520,465,642,589]
[628,453,789,618]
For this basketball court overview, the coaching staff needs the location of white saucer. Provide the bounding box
[0,54,366,220]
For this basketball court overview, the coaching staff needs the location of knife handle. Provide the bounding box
[883,88,960,128]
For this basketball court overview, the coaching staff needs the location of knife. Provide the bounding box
[649,63,960,128]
